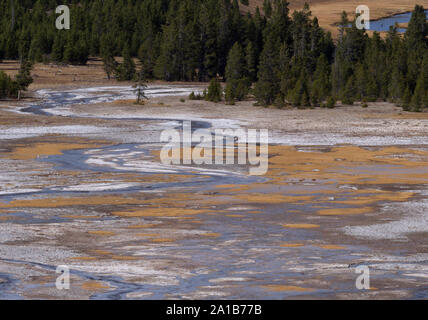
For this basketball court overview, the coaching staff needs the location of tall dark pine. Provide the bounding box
[134,68,148,104]
[101,35,118,80]
[15,57,33,100]
[254,32,280,105]
[116,46,136,81]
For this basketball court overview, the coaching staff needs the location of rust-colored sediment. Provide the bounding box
[282,224,320,229]
[81,281,110,291]
[317,207,373,216]
[280,243,305,248]
[8,142,101,160]
[261,284,315,292]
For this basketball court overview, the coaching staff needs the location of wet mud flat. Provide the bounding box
[0,85,427,299]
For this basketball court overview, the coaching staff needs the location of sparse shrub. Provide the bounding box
[0,71,18,99]
[342,97,354,105]
[189,91,204,100]
[365,96,377,102]
[274,94,285,108]
[326,96,336,109]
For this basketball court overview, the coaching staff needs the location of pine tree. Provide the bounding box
[254,32,280,106]
[311,54,330,105]
[225,42,249,103]
[421,52,428,109]
[388,67,404,103]
[116,46,136,81]
[263,0,272,18]
[411,70,426,111]
[28,31,44,62]
[138,37,155,79]
[354,63,366,100]
[245,42,258,83]
[199,3,217,81]
[332,11,366,98]
[134,68,148,105]
[0,41,3,63]
[102,54,118,81]
[225,82,235,105]
[289,69,309,107]
[405,5,428,51]
[342,75,356,105]
[101,35,118,80]
[365,76,378,102]
[15,57,33,100]
[63,42,74,65]
[402,86,412,111]
[63,33,89,65]
[51,34,65,63]
[270,0,292,44]
[0,71,17,99]
[326,96,336,108]
[225,43,246,82]
[206,78,222,102]
[278,44,292,101]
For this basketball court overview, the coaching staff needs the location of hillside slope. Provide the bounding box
[241,0,425,35]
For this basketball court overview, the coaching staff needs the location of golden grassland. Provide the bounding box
[0,59,109,89]
[0,59,207,91]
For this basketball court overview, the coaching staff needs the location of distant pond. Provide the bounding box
[367,10,428,32]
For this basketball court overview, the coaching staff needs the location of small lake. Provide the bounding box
[368,10,428,32]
